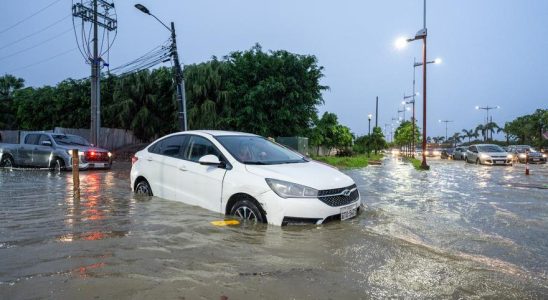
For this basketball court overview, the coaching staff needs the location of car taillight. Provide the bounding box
[131,156,138,165]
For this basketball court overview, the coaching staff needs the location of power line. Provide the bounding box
[0,14,71,51]
[7,47,77,73]
[0,0,64,35]
[0,28,73,62]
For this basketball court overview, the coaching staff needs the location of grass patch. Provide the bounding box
[312,153,383,169]
[408,157,428,171]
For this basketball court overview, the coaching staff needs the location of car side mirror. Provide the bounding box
[198,154,222,167]
[41,140,52,147]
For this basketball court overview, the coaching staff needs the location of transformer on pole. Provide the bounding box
[72,0,117,146]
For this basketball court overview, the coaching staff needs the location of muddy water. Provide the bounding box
[0,159,547,299]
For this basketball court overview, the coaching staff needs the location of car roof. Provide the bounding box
[184,130,258,137]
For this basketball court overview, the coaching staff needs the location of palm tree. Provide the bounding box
[475,124,486,141]
[451,132,462,147]
[462,129,475,143]
[484,121,499,141]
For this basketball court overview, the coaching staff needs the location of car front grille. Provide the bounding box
[318,184,359,207]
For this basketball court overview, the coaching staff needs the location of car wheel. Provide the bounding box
[1,155,14,169]
[49,157,64,173]
[476,158,480,165]
[135,180,153,196]
[230,198,266,223]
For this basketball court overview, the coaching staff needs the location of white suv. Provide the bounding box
[130,130,360,226]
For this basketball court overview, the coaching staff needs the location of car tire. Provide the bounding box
[1,155,15,169]
[230,198,266,223]
[49,157,64,173]
[135,179,153,196]
[476,158,480,165]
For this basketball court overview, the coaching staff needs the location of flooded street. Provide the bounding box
[1,158,547,299]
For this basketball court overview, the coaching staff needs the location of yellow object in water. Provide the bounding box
[211,220,240,226]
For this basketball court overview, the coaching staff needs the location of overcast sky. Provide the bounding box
[1,0,547,138]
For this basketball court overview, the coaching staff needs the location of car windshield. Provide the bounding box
[516,146,536,153]
[216,135,306,165]
[477,145,504,152]
[52,134,90,146]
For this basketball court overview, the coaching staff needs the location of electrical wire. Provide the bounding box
[0,14,71,51]
[0,28,73,62]
[0,0,64,35]
[7,47,78,73]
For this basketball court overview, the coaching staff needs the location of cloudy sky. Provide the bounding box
[1,0,547,138]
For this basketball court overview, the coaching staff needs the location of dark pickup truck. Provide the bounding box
[0,132,112,170]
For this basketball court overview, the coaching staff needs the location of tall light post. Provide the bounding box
[368,114,373,136]
[403,92,418,155]
[394,0,436,169]
[135,4,188,131]
[475,105,499,141]
[439,120,453,142]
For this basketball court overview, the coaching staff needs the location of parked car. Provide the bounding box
[453,146,468,160]
[0,132,112,171]
[440,148,454,159]
[507,145,546,164]
[130,130,361,226]
[465,144,512,165]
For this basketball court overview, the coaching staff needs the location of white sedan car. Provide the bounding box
[465,144,513,165]
[130,130,361,226]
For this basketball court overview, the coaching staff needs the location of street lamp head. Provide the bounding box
[401,101,406,105]
[134,4,150,14]
[475,106,480,110]
[395,37,408,49]
[434,58,442,64]
[415,92,419,96]
[368,114,372,120]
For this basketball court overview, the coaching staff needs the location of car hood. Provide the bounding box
[245,160,355,190]
[480,152,509,157]
[56,145,109,152]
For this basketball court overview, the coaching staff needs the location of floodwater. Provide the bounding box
[0,158,547,299]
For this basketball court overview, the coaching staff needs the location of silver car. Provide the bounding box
[453,146,468,160]
[465,144,512,166]
[507,145,546,164]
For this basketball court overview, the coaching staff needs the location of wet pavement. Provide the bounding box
[0,158,547,299]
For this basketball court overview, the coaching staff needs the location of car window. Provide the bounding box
[38,134,51,145]
[184,136,222,162]
[25,134,39,145]
[159,135,187,158]
[469,146,476,152]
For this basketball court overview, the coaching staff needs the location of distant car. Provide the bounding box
[507,145,546,164]
[453,146,468,160]
[440,148,454,159]
[465,144,512,166]
[425,148,441,157]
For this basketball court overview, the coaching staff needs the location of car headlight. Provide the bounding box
[433,151,440,155]
[543,154,547,158]
[108,152,112,158]
[265,178,318,198]
[479,154,490,159]
[66,150,85,156]
[507,154,514,159]
[518,154,526,158]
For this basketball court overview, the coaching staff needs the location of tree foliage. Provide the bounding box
[1,44,328,142]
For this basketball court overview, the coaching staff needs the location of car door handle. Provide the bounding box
[178,165,187,171]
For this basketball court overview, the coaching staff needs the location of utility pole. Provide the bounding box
[170,22,187,131]
[73,0,117,146]
[439,120,453,142]
[375,96,378,128]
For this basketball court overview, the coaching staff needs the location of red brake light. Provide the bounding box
[131,156,138,164]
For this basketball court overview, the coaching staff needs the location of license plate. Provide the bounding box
[495,161,504,164]
[341,204,357,220]
[533,158,539,161]
[93,163,105,168]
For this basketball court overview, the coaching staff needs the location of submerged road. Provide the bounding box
[0,158,547,299]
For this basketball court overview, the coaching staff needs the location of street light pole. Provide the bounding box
[368,114,372,136]
[439,120,453,142]
[135,4,188,131]
[475,105,499,141]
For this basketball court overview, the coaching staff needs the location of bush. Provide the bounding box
[336,148,354,157]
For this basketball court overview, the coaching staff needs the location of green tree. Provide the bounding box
[0,75,24,129]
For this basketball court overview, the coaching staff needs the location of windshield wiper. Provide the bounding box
[244,161,269,165]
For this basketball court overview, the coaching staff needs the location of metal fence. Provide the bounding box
[0,128,140,150]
